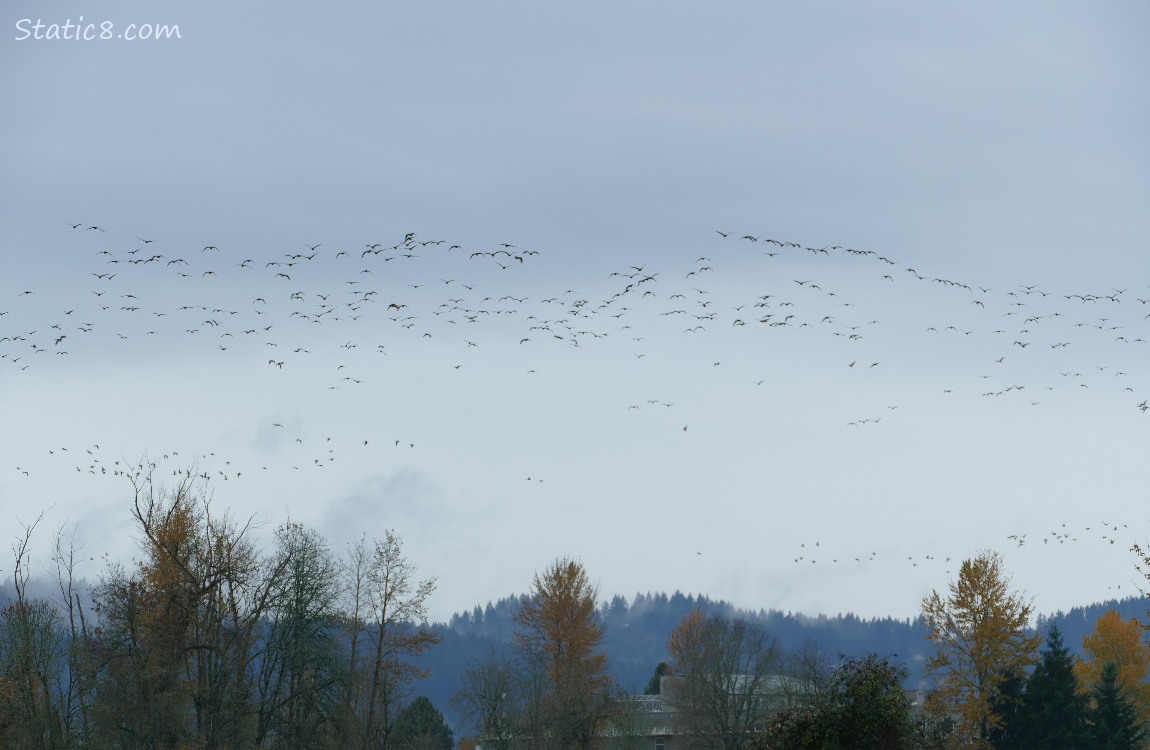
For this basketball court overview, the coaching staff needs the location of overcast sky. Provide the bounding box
[2,1,1148,624]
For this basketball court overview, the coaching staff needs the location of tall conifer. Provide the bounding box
[1022,624,1087,749]
[1086,661,1146,750]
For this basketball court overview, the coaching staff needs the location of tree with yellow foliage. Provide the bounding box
[92,469,278,748]
[1074,610,1150,724]
[920,551,1041,749]
[513,557,613,750]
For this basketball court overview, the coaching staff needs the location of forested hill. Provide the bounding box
[413,592,929,729]
[411,592,1150,732]
[422,592,926,692]
[1036,595,1150,654]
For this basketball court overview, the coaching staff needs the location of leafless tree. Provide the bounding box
[0,512,74,747]
[341,531,440,750]
[665,609,782,750]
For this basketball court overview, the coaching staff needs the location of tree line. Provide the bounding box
[0,474,446,750]
[4,479,1150,750]
[914,550,1149,750]
[444,549,1150,750]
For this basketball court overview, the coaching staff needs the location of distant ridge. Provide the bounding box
[412,591,1150,731]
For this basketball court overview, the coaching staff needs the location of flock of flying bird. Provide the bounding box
[2,222,1148,586]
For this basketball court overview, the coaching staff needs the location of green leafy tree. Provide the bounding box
[920,551,1041,749]
[758,654,921,750]
[1085,661,1147,750]
[821,654,921,750]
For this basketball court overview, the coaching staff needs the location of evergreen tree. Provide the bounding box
[1085,662,1146,750]
[1075,610,1150,728]
[1021,624,1087,749]
[643,662,669,695]
[390,695,454,750]
[985,667,1027,750]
